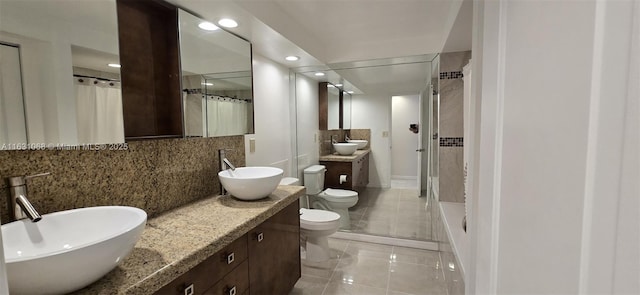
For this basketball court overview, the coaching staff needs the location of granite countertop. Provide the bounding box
[319,149,370,162]
[72,185,304,295]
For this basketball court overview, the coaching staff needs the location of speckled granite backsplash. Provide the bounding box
[0,137,244,224]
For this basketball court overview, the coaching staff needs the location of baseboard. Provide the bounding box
[391,175,418,180]
[330,231,439,250]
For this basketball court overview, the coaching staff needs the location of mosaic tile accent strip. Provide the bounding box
[0,136,245,224]
[440,137,464,147]
[440,71,464,80]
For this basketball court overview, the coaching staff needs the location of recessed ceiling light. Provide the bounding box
[314,72,325,77]
[218,18,238,28]
[107,63,121,68]
[285,55,299,61]
[327,84,335,88]
[198,21,219,31]
[335,83,343,87]
[202,82,214,86]
[347,91,354,94]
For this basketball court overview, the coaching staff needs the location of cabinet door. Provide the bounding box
[357,154,370,188]
[248,200,301,295]
[320,161,353,190]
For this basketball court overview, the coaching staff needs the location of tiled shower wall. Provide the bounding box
[439,51,471,203]
[0,136,245,224]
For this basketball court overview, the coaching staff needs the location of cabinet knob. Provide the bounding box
[257,232,264,242]
[226,285,237,295]
[183,283,194,295]
[225,252,235,264]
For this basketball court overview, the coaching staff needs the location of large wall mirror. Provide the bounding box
[0,0,123,149]
[179,9,254,137]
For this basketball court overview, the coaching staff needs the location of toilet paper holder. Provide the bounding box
[339,174,348,184]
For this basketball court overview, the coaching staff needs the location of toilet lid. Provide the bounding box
[324,188,358,198]
[300,209,340,223]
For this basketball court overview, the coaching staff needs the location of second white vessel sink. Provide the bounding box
[219,166,284,200]
[347,139,368,149]
[2,206,147,295]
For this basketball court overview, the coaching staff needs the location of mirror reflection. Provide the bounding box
[294,54,440,240]
[0,0,123,148]
[179,9,254,138]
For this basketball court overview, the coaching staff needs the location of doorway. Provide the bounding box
[391,94,420,189]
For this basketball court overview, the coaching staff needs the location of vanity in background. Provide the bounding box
[320,151,369,192]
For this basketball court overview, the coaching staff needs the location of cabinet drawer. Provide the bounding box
[208,235,248,284]
[203,260,249,295]
[154,234,248,295]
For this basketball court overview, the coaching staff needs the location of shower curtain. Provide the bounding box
[74,78,124,144]
[206,95,249,137]
[183,91,205,137]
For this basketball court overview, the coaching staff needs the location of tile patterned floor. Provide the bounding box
[344,188,434,241]
[290,238,447,295]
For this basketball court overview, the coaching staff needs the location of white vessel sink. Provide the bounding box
[347,139,368,149]
[2,206,147,295]
[333,143,358,155]
[219,166,283,200]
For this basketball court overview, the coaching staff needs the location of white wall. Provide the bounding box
[244,54,293,175]
[391,95,419,179]
[467,0,639,294]
[294,73,320,180]
[352,93,392,188]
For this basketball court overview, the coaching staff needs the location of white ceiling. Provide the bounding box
[233,0,470,64]
[174,0,472,95]
[2,0,472,95]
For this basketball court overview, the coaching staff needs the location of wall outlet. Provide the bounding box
[249,138,256,153]
[382,131,389,138]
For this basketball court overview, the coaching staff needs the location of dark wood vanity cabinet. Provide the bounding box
[116,0,183,140]
[248,201,301,295]
[321,153,370,191]
[154,234,249,295]
[154,200,300,295]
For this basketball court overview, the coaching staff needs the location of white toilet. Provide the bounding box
[279,177,341,262]
[303,165,359,229]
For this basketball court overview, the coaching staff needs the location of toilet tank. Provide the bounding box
[303,165,326,195]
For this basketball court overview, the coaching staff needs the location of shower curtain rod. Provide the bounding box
[204,94,252,103]
[73,74,120,82]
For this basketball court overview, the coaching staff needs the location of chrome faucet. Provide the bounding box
[218,149,236,195]
[345,134,351,141]
[331,135,338,144]
[6,172,50,222]
[219,149,236,171]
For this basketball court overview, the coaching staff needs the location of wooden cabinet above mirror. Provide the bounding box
[319,82,350,130]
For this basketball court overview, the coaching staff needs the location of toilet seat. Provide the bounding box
[300,209,340,231]
[321,188,358,203]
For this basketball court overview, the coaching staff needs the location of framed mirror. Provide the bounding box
[0,0,123,149]
[178,9,254,138]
